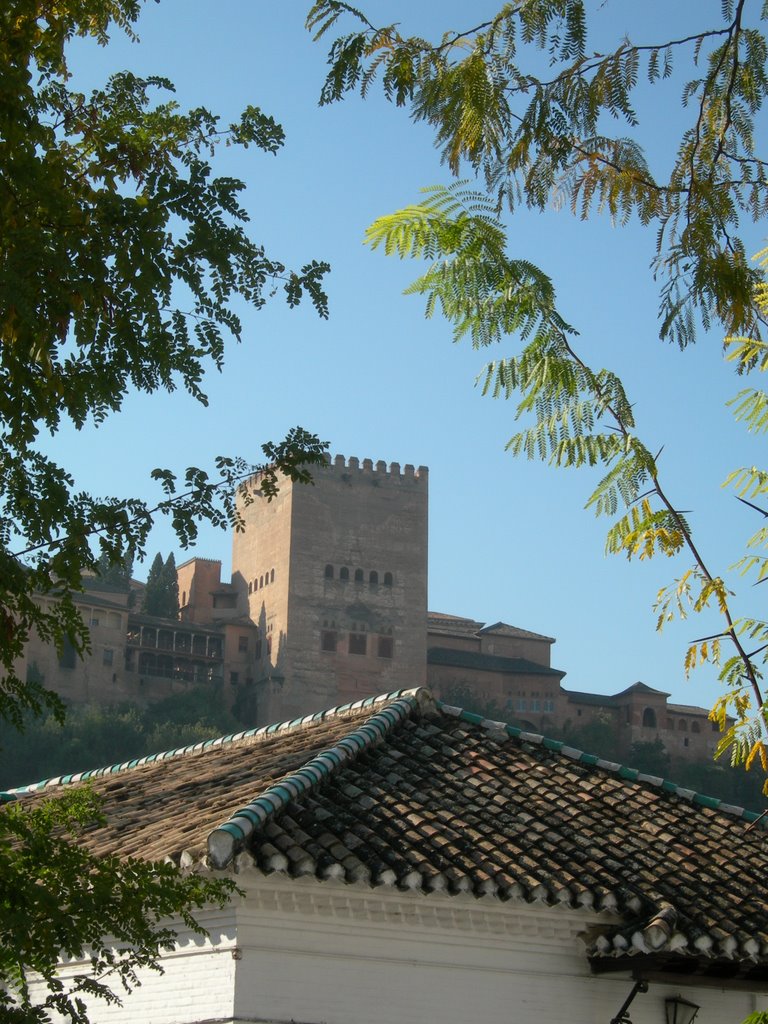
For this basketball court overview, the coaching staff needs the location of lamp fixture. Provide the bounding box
[665,995,700,1024]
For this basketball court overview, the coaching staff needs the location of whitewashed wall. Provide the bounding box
[24,873,768,1024]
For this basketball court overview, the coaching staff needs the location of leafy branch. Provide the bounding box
[366,183,768,785]
[307,0,768,350]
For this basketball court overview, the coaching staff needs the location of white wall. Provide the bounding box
[22,873,768,1024]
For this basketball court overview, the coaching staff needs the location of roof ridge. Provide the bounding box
[437,701,767,829]
[207,691,427,869]
[1,688,429,801]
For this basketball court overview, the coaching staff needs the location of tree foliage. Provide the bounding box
[141,552,179,619]
[1,2,329,1018]
[0,786,237,1023]
[307,2,768,790]
[0,690,243,792]
[1,1,331,729]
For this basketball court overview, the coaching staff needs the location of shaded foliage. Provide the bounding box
[0,688,242,792]
[0,787,237,1022]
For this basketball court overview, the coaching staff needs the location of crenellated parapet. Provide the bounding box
[324,453,428,483]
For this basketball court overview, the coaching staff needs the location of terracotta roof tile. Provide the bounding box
[5,687,768,979]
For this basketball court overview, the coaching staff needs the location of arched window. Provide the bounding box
[324,564,334,579]
[354,568,364,583]
[248,582,252,594]
[270,569,275,583]
[691,721,701,734]
[678,719,688,732]
[259,575,263,589]
[383,572,393,586]
[370,570,379,585]
[642,707,657,728]
[264,572,269,586]
[340,567,349,581]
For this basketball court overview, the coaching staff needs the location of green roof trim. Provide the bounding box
[206,691,424,870]
[434,698,767,830]
[0,688,422,800]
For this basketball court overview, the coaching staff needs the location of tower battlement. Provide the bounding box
[324,454,428,483]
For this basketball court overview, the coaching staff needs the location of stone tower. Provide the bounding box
[231,455,428,723]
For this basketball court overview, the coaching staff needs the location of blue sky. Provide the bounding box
[51,1,768,710]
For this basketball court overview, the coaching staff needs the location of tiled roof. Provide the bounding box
[426,612,554,643]
[562,689,619,706]
[427,612,485,635]
[476,620,555,642]
[667,702,712,717]
[428,646,564,677]
[6,689,768,981]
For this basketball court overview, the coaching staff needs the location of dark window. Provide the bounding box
[259,576,264,589]
[248,581,253,594]
[349,633,367,656]
[691,721,701,734]
[383,572,393,586]
[270,569,275,583]
[266,636,272,656]
[264,572,269,587]
[377,635,393,659]
[340,567,349,581]
[354,568,364,583]
[59,638,77,669]
[254,638,263,659]
[577,709,582,717]
[238,635,248,652]
[324,564,334,579]
[321,630,338,653]
[678,719,687,732]
[230,671,239,685]
[684,737,689,747]
[642,707,657,728]
[370,571,379,585]
[102,648,114,667]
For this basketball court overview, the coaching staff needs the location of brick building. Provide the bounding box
[19,454,721,762]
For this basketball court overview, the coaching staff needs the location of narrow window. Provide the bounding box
[340,567,349,581]
[324,564,334,579]
[354,568,364,582]
[248,581,253,594]
[349,632,367,656]
[102,649,114,667]
[383,572,393,586]
[230,671,239,685]
[58,638,76,669]
[321,630,337,653]
[377,635,393,659]
[238,635,248,652]
[270,569,275,583]
[678,719,687,732]
[370,571,379,585]
[259,575,264,589]
[642,707,657,729]
[264,573,269,587]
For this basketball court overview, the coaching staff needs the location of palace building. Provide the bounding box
[19,454,721,763]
